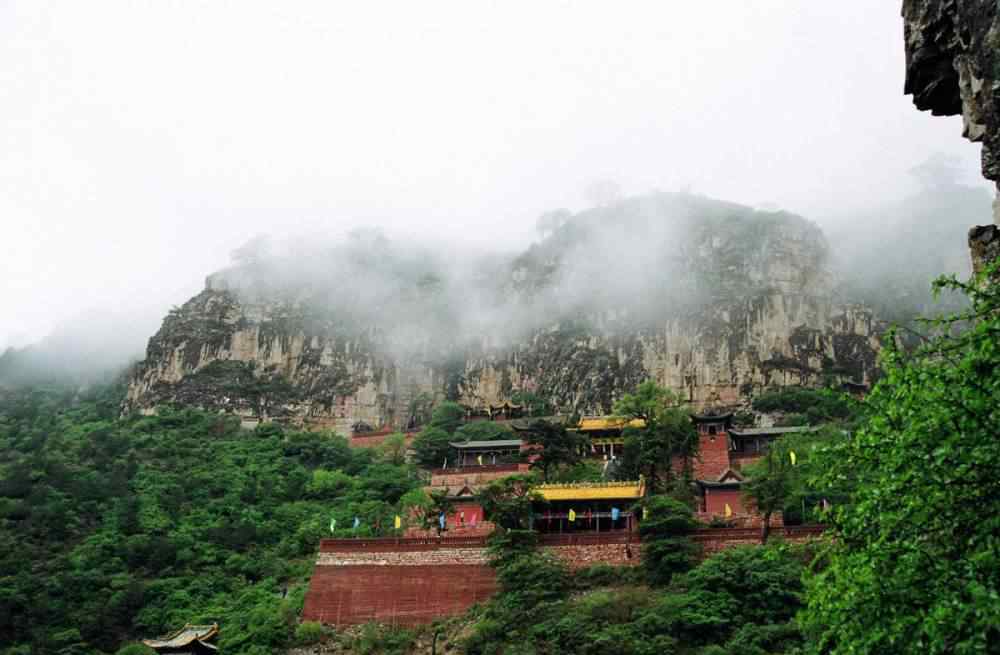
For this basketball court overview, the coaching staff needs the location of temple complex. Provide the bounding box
[303,402,828,627]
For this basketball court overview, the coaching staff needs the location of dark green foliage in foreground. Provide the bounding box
[0,388,420,655]
[638,495,699,586]
[477,475,540,531]
[802,266,1000,653]
[464,539,809,655]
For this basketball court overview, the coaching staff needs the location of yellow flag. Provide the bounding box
[642,506,649,520]
[789,450,797,466]
[724,503,733,518]
[394,515,401,529]
[568,509,576,522]
[477,454,484,465]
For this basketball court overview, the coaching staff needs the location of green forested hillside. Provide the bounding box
[0,384,420,654]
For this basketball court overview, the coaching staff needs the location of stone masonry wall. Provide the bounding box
[303,527,824,626]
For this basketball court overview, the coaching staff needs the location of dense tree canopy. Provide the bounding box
[802,266,1000,653]
[0,387,420,655]
[614,382,698,492]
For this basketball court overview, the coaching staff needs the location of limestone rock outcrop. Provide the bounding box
[902,0,1000,269]
[125,195,882,430]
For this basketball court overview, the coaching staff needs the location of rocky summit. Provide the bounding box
[124,193,881,431]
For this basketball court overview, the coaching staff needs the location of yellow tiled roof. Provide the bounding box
[574,416,646,431]
[537,479,645,501]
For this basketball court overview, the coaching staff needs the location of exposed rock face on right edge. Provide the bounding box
[902,0,1000,273]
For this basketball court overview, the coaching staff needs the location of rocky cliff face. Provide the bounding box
[902,0,1000,272]
[125,194,881,431]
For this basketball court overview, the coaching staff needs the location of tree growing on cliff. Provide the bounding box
[411,402,467,469]
[427,401,465,434]
[801,263,1000,654]
[526,419,587,481]
[377,433,408,465]
[614,382,697,493]
[742,444,795,544]
[478,475,541,532]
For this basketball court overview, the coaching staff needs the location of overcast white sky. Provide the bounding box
[0,1,987,350]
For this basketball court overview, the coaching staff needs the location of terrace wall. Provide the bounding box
[302,526,824,626]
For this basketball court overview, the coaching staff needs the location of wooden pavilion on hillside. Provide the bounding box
[447,439,525,468]
[532,479,645,534]
[570,416,646,460]
[142,624,219,655]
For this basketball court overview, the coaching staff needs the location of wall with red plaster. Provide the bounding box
[303,526,824,626]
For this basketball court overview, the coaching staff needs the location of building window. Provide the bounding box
[708,425,717,435]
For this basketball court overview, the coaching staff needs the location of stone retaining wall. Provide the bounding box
[304,526,826,626]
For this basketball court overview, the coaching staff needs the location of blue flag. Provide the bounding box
[611,507,620,521]
[439,513,446,529]
[353,516,360,529]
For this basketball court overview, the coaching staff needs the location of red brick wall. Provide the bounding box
[304,527,825,626]
[694,428,732,480]
[302,565,497,626]
[704,488,745,516]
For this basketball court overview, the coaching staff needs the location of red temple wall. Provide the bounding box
[704,488,746,516]
[694,430,732,480]
[303,564,497,627]
[303,527,821,626]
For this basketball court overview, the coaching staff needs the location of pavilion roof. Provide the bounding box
[143,624,219,651]
[573,416,646,432]
[489,401,524,410]
[697,468,747,488]
[537,479,645,501]
[691,411,734,423]
[449,439,523,449]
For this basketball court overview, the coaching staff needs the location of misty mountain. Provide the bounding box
[0,309,149,389]
[124,192,879,429]
[828,172,988,325]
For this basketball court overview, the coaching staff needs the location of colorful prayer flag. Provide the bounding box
[329,518,337,533]
[439,513,446,529]
[611,507,620,521]
[789,450,797,466]
[353,516,360,529]
[394,515,402,529]
[477,454,484,465]
[568,509,576,522]
[724,503,733,518]
[642,505,649,520]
